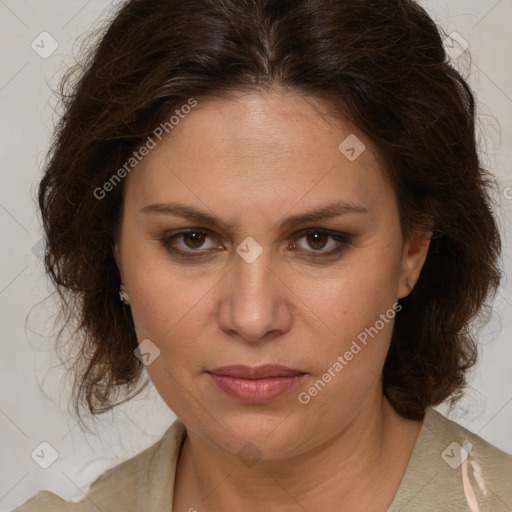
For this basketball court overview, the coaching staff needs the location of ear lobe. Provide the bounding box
[397,229,432,299]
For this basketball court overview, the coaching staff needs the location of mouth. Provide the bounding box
[207,364,307,404]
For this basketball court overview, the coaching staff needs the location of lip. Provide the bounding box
[208,365,306,404]
[209,364,305,379]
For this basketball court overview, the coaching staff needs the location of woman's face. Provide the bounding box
[115,90,430,460]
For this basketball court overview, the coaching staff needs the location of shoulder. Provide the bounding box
[12,418,187,512]
[10,490,74,512]
[424,407,512,476]
[389,407,512,512]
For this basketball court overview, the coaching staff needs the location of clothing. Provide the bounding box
[12,407,512,511]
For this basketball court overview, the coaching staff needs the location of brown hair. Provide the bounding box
[38,0,502,424]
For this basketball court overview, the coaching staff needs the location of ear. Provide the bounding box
[397,228,432,299]
[113,242,124,282]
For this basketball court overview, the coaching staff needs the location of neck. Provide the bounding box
[174,393,423,512]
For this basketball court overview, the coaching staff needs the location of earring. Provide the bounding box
[119,285,130,304]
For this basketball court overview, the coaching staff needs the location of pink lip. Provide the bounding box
[209,364,305,379]
[208,365,306,404]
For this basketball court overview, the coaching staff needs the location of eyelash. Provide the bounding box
[159,228,352,261]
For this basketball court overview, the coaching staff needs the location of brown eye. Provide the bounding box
[182,231,207,249]
[305,232,329,250]
[160,228,352,261]
[292,229,353,259]
[160,229,218,256]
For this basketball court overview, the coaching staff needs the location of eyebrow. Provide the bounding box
[140,201,368,231]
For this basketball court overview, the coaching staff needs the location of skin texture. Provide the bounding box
[114,89,432,511]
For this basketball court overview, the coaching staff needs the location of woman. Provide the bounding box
[14,0,512,511]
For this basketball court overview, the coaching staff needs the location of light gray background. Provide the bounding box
[1,1,511,510]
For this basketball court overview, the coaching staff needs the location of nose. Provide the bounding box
[217,249,294,343]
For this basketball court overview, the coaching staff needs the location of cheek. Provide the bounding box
[119,229,195,330]
[317,253,400,339]
[125,267,215,415]
[129,272,209,344]
[300,244,401,404]
[123,250,222,375]
[298,272,400,427]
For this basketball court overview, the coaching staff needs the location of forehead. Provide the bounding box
[123,90,393,218]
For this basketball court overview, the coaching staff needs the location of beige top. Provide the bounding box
[12,407,512,511]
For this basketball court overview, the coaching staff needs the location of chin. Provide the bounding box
[209,408,311,461]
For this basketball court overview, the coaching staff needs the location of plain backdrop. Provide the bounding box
[1,0,511,510]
